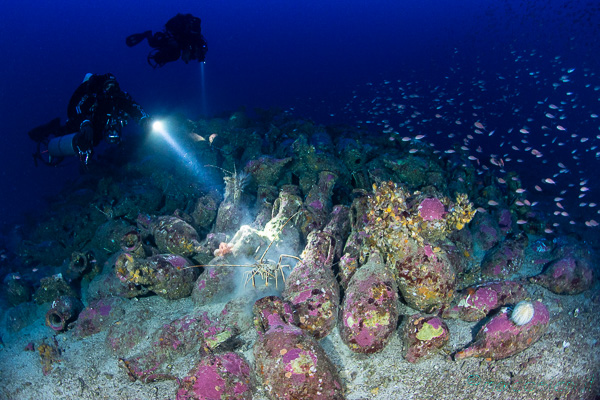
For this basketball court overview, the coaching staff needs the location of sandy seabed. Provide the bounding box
[1,250,599,400]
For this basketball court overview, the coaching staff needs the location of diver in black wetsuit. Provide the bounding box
[28,73,151,167]
[126,13,208,68]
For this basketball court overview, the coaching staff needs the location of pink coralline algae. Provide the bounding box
[480,232,529,279]
[472,215,501,251]
[252,296,297,334]
[401,314,450,363]
[283,231,340,339]
[529,256,594,295]
[119,312,236,383]
[191,264,236,306]
[106,315,147,356]
[176,352,253,400]
[423,244,437,260]
[418,198,446,221]
[340,252,399,354]
[442,281,528,322]
[309,200,324,210]
[455,301,549,361]
[73,297,126,338]
[393,239,456,313]
[497,209,513,233]
[252,296,345,400]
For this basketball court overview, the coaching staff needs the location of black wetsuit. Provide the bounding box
[126,13,207,67]
[66,73,148,148]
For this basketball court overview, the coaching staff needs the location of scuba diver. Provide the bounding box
[126,13,208,68]
[28,73,151,167]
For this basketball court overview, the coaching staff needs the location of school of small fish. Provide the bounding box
[342,47,599,239]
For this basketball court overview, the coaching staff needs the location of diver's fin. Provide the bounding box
[28,117,61,143]
[126,31,152,47]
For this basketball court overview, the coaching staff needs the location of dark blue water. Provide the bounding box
[1,0,598,241]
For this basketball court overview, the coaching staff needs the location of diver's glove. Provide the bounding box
[73,128,93,166]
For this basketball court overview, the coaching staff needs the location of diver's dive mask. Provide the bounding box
[103,78,119,95]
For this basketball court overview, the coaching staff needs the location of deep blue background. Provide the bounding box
[0,0,597,234]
